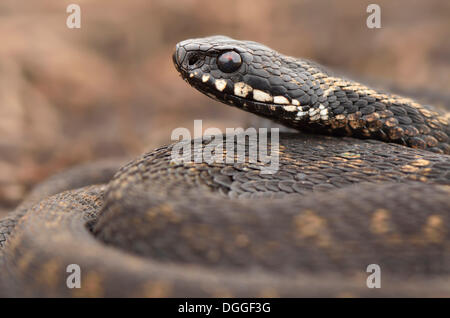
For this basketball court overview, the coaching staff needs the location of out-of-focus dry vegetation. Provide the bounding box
[0,0,449,215]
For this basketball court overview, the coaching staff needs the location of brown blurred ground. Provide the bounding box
[0,0,449,215]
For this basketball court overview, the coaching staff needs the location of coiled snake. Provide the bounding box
[0,36,449,297]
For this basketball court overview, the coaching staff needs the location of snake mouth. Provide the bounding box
[174,63,311,126]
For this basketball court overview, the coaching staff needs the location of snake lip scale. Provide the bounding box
[0,36,449,297]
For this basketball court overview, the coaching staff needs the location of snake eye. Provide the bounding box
[217,51,242,73]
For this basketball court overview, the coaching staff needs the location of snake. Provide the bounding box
[0,36,449,297]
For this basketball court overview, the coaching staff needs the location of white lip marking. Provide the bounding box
[202,74,210,83]
[291,99,300,106]
[215,79,227,92]
[273,96,290,104]
[253,89,273,102]
[283,105,297,112]
[234,82,253,97]
[296,111,308,117]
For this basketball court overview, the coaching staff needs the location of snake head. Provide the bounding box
[173,36,450,155]
[173,35,330,126]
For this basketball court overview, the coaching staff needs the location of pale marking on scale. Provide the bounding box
[234,82,253,98]
[274,96,290,105]
[296,111,308,118]
[320,107,329,120]
[253,89,273,102]
[215,79,227,92]
[283,105,297,112]
[309,108,318,116]
[202,74,210,83]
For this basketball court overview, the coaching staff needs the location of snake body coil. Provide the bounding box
[0,36,449,297]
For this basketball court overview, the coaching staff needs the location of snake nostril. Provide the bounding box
[188,54,199,66]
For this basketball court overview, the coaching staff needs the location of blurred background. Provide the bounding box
[0,0,449,215]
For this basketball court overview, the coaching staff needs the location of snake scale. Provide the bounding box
[0,36,449,297]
